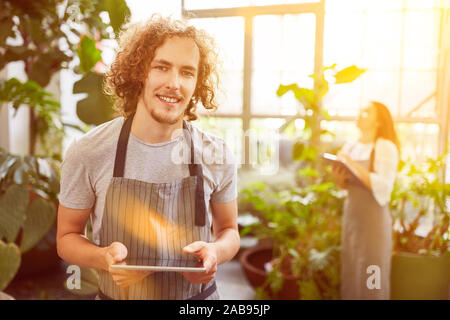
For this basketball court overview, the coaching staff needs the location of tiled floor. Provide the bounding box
[216,259,256,300]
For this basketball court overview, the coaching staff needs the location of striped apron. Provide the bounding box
[340,147,392,299]
[97,114,219,300]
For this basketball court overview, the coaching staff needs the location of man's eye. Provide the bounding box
[155,66,167,71]
[182,71,194,77]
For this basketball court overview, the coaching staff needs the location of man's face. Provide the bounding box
[141,36,200,125]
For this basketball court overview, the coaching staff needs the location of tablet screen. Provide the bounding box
[110,258,206,272]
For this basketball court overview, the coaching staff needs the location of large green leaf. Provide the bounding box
[98,0,131,35]
[0,185,29,243]
[277,84,316,107]
[28,58,53,88]
[77,36,102,74]
[333,65,366,84]
[0,241,21,291]
[0,17,14,43]
[73,72,114,125]
[20,197,56,253]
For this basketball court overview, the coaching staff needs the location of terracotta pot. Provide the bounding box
[239,245,300,299]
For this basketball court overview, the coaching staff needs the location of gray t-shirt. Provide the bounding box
[59,117,237,245]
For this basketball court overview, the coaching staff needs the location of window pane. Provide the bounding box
[250,119,284,173]
[193,117,243,165]
[402,10,440,70]
[324,12,365,67]
[184,0,319,10]
[323,76,364,117]
[405,0,440,9]
[326,0,404,12]
[364,0,404,11]
[364,11,403,70]
[396,123,440,160]
[189,17,244,115]
[321,120,360,146]
[250,0,319,5]
[361,71,400,116]
[252,14,315,115]
[400,71,436,117]
[184,0,253,10]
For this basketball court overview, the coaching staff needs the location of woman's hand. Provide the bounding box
[104,242,154,288]
[331,163,350,189]
[331,151,352,189]
[180,241,217,284]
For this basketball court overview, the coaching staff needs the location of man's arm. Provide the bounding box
[56,204,109,271]
[57,204,154,288]
[181,199,240,284]
[210,199,240,265]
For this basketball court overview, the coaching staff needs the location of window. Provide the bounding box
[184,0,449,164]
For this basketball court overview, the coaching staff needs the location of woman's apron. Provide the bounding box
[97,114,219,300]
[340,148,392,300]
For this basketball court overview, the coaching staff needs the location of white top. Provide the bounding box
[341,138,399,206]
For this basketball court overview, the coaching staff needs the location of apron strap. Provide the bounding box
[183,121,207,227]
[113,114,134,177]
[113,115,207,226]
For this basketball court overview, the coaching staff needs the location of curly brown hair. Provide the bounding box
[104,14,220,120]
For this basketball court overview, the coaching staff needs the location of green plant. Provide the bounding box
[0,0,130,293]
[0,78,63,157]
[0,0,130,154]
[0,148,60,291]
[241,181,344,299]
[240,64,365,299]
[390,148,450,256]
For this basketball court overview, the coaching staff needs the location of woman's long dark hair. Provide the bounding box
[371,101,400,152]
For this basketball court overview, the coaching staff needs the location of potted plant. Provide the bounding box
[389,149,450,300]
[240,180,344,299]
[0,0,130,295]
[239,64,365,299]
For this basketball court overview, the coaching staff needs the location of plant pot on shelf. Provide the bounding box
[239,245,300,300]
[391,251,450,300]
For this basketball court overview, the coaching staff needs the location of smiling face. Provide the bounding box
[139,36,200,125]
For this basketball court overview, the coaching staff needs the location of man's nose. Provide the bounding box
[165,70,181,89]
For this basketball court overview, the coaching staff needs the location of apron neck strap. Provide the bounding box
[113,113,134,178]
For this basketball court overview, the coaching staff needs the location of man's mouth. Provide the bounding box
[157,94,181,105]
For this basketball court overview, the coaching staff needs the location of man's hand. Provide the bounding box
[105,241,153,288]
[181,241,217,284]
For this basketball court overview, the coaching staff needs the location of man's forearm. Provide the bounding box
[213,228,240,265]
[57,233,108,271]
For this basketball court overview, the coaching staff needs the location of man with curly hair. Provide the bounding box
[56,15,239,300]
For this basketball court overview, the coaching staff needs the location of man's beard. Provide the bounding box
[150,106,185,125]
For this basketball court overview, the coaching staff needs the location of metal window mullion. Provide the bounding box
[184,3,320,18]
[436,6,449,157]
[243,15,253,169]
[398,0,407,118]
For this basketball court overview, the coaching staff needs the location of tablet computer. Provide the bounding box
[322,153,364,187]
[110,265,206,272]
[109,258,206,273]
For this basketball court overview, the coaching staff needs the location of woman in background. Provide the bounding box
[331,101,400,300]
